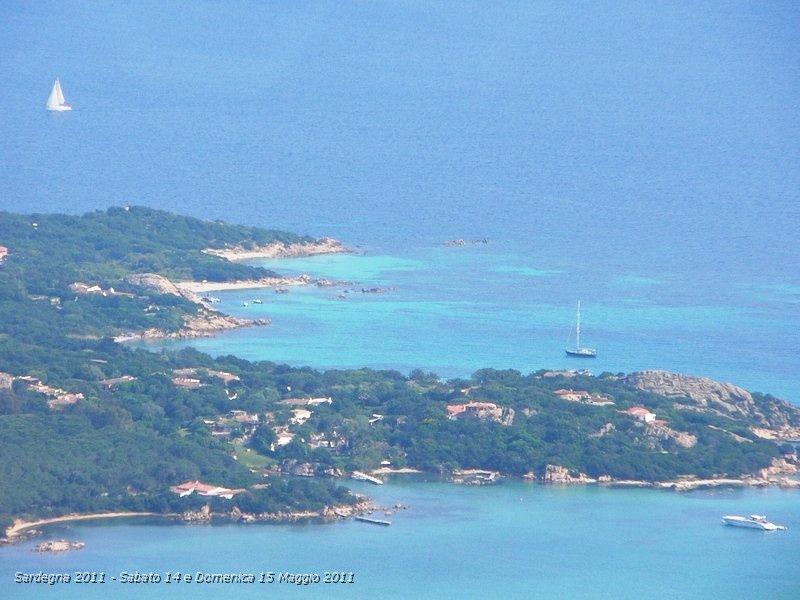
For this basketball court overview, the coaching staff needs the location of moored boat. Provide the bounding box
[565,301,596,358]
[722,515,786,531]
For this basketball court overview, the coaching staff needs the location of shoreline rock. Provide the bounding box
[33,539,85,553]
[449,469,501,485]
[203,238,351,261]
[542,464,596,485]
[114,313,271,343]
[625,370,800,439]
[118,239,349,343]
[181,498,376,526]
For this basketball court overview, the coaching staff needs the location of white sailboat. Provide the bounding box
[565,301,596,357]
[46,79,72,111]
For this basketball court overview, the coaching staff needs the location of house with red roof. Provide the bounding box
[623,406,656,423]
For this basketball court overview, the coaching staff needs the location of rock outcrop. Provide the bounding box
[280,459,343,478]
[0,372,13,391]
[644,422,697,449]
[542,464,595,484]
[624,370,800,439]
[33,539,85,553]
[117,273,272,342]
[756,456,799,480]
[181,312,270,336]
[126,273,183,296]
[181,504,212,523]
[203,238,349,261]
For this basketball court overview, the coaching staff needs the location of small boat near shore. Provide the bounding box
[722,515,786,531]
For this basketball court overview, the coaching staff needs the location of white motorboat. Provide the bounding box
[722,514,786,531]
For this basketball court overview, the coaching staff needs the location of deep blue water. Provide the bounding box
[2,1,798,401]
[2,481,800,600]
[1,2,799,597]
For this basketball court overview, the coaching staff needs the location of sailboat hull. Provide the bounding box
[47,105,72,112]
[565,349,597,358]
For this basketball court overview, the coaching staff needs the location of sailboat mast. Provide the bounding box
[576,301,581,349]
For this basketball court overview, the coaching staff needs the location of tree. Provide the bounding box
[249,425,277,454]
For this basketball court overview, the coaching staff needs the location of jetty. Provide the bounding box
[355,516,391,526]
[351,471,384,485]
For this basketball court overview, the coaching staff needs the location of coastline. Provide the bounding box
[1,503,373,546]
[3,473,798,545]
[2,512,165,543]
[370,467,423,475]
[112,312,272,343]
[173,274,314,294]
[116,238,352,342]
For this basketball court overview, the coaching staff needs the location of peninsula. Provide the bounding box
[0,207,798,540]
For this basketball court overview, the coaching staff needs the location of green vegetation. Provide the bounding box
[0,208,794,527]
[0,205,304,338]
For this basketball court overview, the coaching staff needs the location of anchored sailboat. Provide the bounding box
[565,301,596,358]
[46,79,72,112]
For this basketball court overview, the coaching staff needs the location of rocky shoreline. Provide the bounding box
[203,238,351,261]
[174,274,316,294]
[32,539,85,553]
[5,463,799,546]
[180,497,376,525]
[2,499,377,546]
[510,455,800,491]
[114,312,272,343]
[115,239,352,343]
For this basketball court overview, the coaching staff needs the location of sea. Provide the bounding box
[1,1,799,597]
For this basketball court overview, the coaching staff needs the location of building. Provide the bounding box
[623,406,656,423]
[279,396,333,407]
[289,409,312,425]
[553,389,591,402]
[169,481,244,500]
[446,401,502,421]
[99,375,137,390]
[171,376,204,389]
[228,410,259,425]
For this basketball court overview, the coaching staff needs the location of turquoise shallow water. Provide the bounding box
[2,480,799,599]
[147,249,800,402]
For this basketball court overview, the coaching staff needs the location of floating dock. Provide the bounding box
[351,471,384,485]
[355,516,391,526]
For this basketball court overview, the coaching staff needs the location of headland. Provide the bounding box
[0,207,798,544]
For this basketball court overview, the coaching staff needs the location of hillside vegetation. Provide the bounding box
[0,208,796,531]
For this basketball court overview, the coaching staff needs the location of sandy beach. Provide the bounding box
[174,275,314,294]
[3,512,164,541]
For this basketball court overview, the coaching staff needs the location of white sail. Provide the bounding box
[46,79,72,111]
[55,79,65,105]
